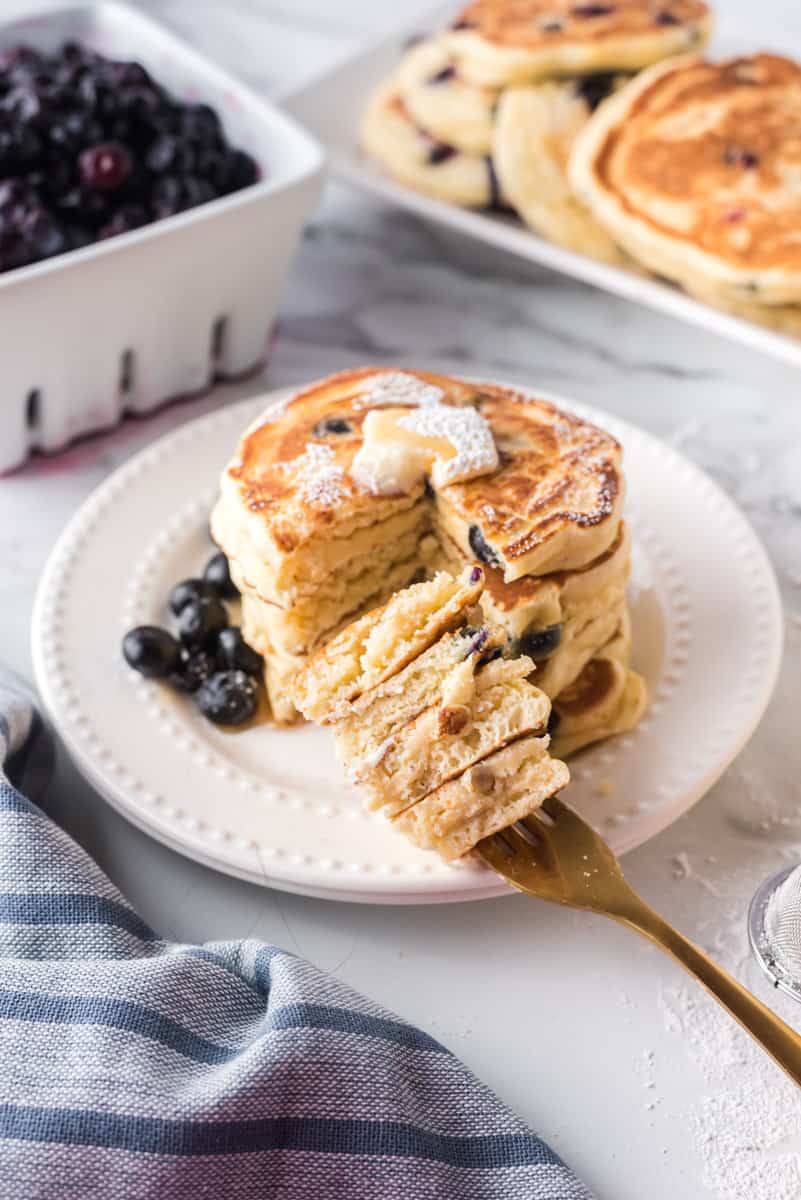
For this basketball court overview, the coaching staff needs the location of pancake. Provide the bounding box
[361,79,501,207]
[214,369,624,588]
[290,568,486,723]
[434,383,624,580]
[393,734,570,861]
[442,0,711,87]
[436,519,630,696]
[215,367,634,737]
[493,77,629,261]
[293,566,568,862]
[570,54,801,305]
[396,37,499,156]
[683,282,801,337]
[549,614,648,757]
[353,655,550,815]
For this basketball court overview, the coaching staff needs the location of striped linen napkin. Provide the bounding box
[0,671,593,1199]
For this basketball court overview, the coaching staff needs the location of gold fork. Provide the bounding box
[478,794,801,1086]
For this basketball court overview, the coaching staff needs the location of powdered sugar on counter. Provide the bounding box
[355,371,444,409]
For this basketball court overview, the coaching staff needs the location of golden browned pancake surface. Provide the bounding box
[571,54,801,300]
[437,384,623,578]
[451,0,709,52]
[220,369,624,579]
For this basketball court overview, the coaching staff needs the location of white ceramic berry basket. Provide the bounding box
[0,2,325,474]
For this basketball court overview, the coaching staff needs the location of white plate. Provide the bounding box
[283,9,801,372]
[31,385,782,904]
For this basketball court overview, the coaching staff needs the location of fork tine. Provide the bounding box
[538,792,589,830]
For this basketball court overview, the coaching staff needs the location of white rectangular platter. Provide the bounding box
[283,7,801,371]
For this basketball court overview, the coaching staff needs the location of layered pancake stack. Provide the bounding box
[211,366,647,761]
[361,0,711,259]
[570,53,801,334]
[291,569,570,860]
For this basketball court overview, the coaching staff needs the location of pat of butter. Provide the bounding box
[351,404,498,495]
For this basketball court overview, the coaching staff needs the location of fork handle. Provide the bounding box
[620,898,801,1087]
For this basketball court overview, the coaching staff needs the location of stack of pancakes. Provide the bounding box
[570,53,801,334]
[291,568,570,860]
[211,367,647,759]
[361,0,711,260]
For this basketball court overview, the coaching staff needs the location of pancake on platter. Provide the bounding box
[570,53,801,305]
[361,79,501,207]
[396,36,499,156]
[441,0,712,87]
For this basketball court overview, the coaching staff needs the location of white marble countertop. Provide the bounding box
[3,2,801,1198]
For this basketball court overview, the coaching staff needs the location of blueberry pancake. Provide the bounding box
[396,37,500,156]
[394,735,569,861]
[493,76,631,260]
[570,54,801,306]
[431,382,624,580]
[291,570,569,862]
[361,80,502,208]
[213,367,643,748]
[442,0,711,88]
[549,612,647,758]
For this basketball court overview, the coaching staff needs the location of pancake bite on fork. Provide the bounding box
[291,569,570,861]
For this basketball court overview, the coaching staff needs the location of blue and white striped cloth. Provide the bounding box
[0,672,593,1199]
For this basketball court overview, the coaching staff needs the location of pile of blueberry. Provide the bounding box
[122,551,264,726]
[0,40,259,273]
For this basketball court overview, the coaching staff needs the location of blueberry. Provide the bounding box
[168,647,217,693]
[576,73,617,111]
[518,624,562,662]
[220,148,258,190]
[571,4,616,15]
[177,596,229,648]
[97,203,149,239]
[203,551,238,599]
[428,65,456,84]
[79,141,132,190]
[655,10,680,23]
[49,110,102,151]
[468,524,500,567]
[151,174,183,218]
[0,46,43,74]
[169,577,220,615]
[0,231,30,271]
[216,627,262,676]
[463,626,490,657]
[146,133,191,173]
[313,417,353,437]
[427,142,456,166]
[22,209,67,258]
[197,670,258,726]
[122,625,181,678]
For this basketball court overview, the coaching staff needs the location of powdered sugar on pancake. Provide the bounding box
[355,371,444,409]
[398,404,498,487]
[283,442,347,508]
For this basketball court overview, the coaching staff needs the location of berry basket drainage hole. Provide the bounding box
[25,388,42,443]
[119,349,135,411]
[210,315,229,375]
